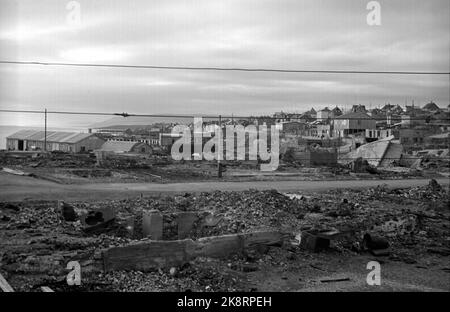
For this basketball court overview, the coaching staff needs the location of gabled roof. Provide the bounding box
[334,111,374,120]
[6,130,98,144]
[423,102,440,111]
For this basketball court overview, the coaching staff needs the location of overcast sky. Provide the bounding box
[0,0,449,127]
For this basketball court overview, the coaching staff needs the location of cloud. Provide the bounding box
[59,46,130,63]
[0,0,448,127]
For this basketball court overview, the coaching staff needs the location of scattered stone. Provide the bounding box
[169,267,178,276]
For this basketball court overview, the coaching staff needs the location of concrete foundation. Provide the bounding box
[142,210,163,240]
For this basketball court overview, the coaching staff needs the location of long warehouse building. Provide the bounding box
[6,130,105,153]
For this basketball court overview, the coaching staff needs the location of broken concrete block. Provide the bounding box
[243,231,287,249]
[142,210,163,240]
[176,212,198,239]
[102,231,287,272]
[80,207,115,227]
[57,201,77,222]
[80,207,116,234]
[193,231,286,259]
[103,239,196,271]
[300,231,330,252]
[363,233,389,250]
[194,234,243,258]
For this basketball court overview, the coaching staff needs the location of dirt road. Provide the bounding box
[1,172,448,201]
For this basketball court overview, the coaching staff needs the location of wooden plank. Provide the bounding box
[41,286,54,292]
[0,273,14,292]
[320,277,351,283]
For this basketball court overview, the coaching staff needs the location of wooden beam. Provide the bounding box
[0,273,14,292]
[41,286,54,292]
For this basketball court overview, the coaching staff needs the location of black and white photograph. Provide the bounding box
[0,0,449,305]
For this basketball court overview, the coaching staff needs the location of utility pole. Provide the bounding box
[217,114,222,178]
[44,108,47,152]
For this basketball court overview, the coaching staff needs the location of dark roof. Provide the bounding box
[99,141,150,152]
[331,106,342,112]
[7,130,98,144]
[334,111,374,120]
[423,102,440,111]
[320,107,330,112]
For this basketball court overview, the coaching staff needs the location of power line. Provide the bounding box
[0,109,449,123]
[1,108,450,123]
[0,60,449,75]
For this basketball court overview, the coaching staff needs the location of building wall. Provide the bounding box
[424,136,450,149]
[296,149,337,167]
[6,139,18,150]
[316,124,331,137]
[333,118,376,138]
[365,129,398,140]
[399,128,432,146]
[6,136,105,153]
[317,110,330,120]
[281,122,306,133]
[334,118,376,130]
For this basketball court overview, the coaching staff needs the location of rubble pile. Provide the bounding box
[99,156,151,170]
[71,190,308,238]
[96,257,249,292]
[304,180,450,257]
[411,154,450,172]
[0,180,448,291]
[0,152,97,169]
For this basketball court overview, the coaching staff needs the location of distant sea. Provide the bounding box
[0,125,87,150]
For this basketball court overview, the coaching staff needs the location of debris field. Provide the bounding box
[0,180,449,292]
